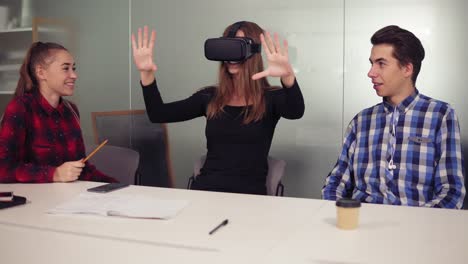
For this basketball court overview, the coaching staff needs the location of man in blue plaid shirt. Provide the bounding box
[322,25,465,209]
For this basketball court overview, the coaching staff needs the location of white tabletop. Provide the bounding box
[266,200,468,264]
[0,181,325,263]
[1,182,467,264]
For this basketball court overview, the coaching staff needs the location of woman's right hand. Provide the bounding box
[53,160,85,182]
[131,26,157,85]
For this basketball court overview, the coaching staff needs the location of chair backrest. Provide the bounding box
[191,155,286,196]
[266,157,286,196]
[85,144,140,185]
[91,110,174,187]
[192,155,206,177]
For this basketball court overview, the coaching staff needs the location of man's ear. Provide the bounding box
[35,65,47,81]
[403,63,414,78]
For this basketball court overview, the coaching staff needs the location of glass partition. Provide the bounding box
[131,0,345,196]
[31,0,131,144]
[1,0,466,201]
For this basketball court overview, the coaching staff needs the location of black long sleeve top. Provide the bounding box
[142,79,304,194]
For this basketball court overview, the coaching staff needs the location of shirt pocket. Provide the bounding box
[408,136,433,144]
[405,135,436,167]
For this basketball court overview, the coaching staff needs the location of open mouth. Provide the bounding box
[372,82,383,90]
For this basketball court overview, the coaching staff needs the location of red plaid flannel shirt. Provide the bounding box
[0,91,116,183]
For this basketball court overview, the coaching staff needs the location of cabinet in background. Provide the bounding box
[0,17,71,115]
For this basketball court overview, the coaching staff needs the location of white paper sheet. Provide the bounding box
[47,192,189,219]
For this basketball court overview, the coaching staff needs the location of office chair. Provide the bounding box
[91,110,174,187]
[188,155,286,196]
[85,144,140,185]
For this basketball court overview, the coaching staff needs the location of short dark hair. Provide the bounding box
[371,25,425,85]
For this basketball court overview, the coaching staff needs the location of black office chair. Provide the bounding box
[91,110,174,187]
[188,155,286,196]
[85,144,140,185]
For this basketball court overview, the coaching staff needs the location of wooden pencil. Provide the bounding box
[82,139,108,162]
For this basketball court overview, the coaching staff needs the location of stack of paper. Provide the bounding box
[47,193,189,219]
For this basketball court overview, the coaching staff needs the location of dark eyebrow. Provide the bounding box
[61,63,76,66]
[369,57,387,63]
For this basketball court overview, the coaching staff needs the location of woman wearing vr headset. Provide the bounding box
[132,21,304,195]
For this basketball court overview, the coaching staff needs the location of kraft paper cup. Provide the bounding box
[336,198,361,230]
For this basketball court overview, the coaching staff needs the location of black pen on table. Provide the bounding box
[209,219,229,235]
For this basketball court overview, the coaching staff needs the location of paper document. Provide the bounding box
[47,193,189,219]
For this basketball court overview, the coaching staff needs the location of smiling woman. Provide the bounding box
[0,42,117,184]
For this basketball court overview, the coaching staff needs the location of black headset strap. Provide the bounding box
[227,21,261,54]
[227,21,245,38]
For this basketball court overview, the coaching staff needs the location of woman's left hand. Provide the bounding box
[252,32,295,87]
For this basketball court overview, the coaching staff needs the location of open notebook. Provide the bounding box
[47,192,189,219]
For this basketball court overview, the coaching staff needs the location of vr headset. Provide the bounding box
[204,21,261,63]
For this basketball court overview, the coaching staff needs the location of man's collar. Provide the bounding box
[383,89,419,113]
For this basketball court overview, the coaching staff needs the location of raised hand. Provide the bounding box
[53,160,85,182]
[131,26,157,76]
[252,32,295,87]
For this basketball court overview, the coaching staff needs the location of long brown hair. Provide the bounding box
[15,41,68,97]
[206,21,272,124]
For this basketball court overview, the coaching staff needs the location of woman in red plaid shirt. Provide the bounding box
[0,42,116,183]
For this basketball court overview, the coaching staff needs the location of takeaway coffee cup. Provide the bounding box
[336,198,361,230]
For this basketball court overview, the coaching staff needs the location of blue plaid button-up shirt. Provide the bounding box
[323,90,465,209]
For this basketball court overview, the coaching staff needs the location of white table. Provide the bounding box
[266,201,468,264]
[0,181,325,263]
[1,182,467,264]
